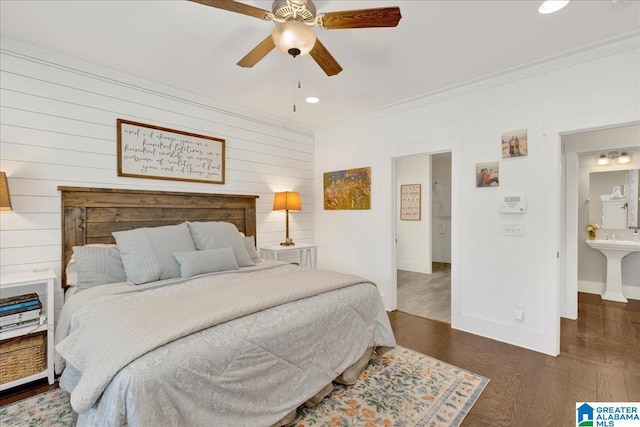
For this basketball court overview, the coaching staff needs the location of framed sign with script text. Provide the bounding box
[400,184,421,220]
[117,119,225,184]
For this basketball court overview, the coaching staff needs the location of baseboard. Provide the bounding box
[396,260,430,274]
[578,280,640,300]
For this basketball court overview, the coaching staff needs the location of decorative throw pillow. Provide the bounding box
[113,223,196,285]
[186,221,255,267]
[243,236,260,263]
[173,248,239,278]
[72,244,127,290]
[65,258,78,286]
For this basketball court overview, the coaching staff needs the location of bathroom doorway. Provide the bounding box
[561,124,640,319]
[396,152,452,323]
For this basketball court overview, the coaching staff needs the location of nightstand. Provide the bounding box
[260,243,317,268]
[0,269,57,390]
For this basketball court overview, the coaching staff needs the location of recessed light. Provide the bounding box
[305,97,319,104]
[538,0,570,14]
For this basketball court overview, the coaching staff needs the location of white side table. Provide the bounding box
[260,243,318,268]
[0,269,57,390]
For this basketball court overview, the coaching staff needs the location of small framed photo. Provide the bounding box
[501,129,528,158]
[476,162,499,188]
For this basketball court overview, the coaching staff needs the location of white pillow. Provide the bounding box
[187,221,255,267]
[243,236,260,263]
[72,244,127,289]
[113,223,196,285]
[174,248,239,278]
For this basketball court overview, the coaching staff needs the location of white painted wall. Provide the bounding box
[396,154,431,273]
[0,39,315,319]
[563,125,640,303]
[314,37,640,355]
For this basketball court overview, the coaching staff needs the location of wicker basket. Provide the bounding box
[0,332,46,385]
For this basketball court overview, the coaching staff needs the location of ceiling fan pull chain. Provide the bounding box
[292,57,297,112]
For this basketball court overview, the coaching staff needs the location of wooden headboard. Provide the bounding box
[58,186,258,287]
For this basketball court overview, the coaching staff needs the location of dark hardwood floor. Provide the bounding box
[390,292,640,426]
[2,293,639,427]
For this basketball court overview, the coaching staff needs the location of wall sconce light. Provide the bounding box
[617,152,631,164]
[273,191,301,246]
[595,151,633,166]
[0,172,12,211]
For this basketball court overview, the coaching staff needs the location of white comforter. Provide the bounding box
[55,261,396,426]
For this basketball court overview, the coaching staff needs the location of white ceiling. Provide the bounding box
[1,0,639,130]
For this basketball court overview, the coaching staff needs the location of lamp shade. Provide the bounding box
[0,172,12,211]
[272,20,317,57]
[273,191,301,211]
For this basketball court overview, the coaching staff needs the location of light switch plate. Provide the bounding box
[503,223,524,236]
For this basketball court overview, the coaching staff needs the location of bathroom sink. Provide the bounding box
[585,239,640,303]
[586,239,640,252]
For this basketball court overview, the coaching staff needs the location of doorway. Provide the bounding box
[561,123,640,319]
[395,152,452,323]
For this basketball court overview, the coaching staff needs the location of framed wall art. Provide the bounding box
[400,184,421,220]
[117,119,225,184]
[476,162,500,188]
[323,166,371,210]
[501,129,528,159]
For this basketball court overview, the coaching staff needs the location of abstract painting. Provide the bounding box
[323,167,371,210]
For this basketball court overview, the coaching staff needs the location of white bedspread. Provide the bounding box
[55,261,396,426]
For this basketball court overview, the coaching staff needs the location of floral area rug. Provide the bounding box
[0,346,488,427]
[289,346,489,427]
[0,387,72,426]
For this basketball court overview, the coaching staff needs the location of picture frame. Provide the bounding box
[400,184,421,220]
[476,162,500,188]
[501,129,528,158]
[117,119,225,184]
[323,167,371,210]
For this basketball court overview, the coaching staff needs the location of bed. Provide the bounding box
[54,186,396,427]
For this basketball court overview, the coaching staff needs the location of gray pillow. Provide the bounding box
[174,248,239,278]
[186,221,255,267]
[243,236,260,263]
[72,244,127,290]
[113,223,196,285]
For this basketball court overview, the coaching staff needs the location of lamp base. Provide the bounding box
[280,238,295,246]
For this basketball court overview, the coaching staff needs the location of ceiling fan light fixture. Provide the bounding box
[272,20,317,57]
[538,0,570,14]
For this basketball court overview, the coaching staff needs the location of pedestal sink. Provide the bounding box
[585,239,640,303]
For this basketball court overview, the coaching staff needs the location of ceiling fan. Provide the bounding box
[189,0,402,76]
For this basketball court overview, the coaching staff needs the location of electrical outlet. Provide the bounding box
[514,305,525,321]
[503,223,524,236]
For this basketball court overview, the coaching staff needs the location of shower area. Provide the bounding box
[432,180,452,272]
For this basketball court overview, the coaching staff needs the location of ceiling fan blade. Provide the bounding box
[188,0,274,20]
[237,35,276,68]
[309,38,343,76]
[318,7,402,29]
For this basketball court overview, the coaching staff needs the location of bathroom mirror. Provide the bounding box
[589,169,639,229]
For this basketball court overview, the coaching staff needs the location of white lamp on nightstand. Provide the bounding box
[273,191,301,246]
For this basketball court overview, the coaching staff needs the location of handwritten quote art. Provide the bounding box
[401,184,421,220]
[117,119,225,184]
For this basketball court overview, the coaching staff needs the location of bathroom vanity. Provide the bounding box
[586,239,640,303]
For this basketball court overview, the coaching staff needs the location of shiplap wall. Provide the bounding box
[0,39,315,318]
